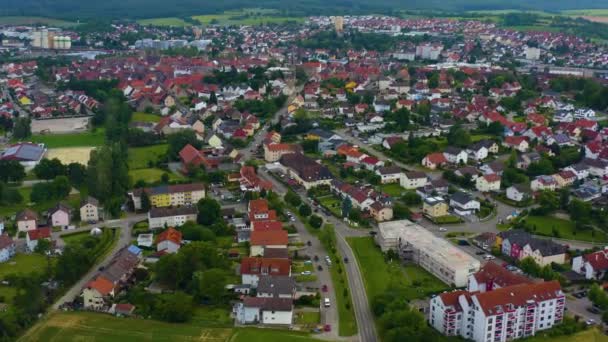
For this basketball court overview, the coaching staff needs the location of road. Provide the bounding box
[259,168,378,342]
[51,214,147,310]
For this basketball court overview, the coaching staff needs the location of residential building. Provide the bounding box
[467,262,533,293]
[449,192,480,216]
[280,153,333,190]
[401,171,428,190]
[240,257,291,288]
[370,201,394,222]
[26,227,51,252]
[0,142,47,171]
[148,206,198,229]
[235,297,293,325]
[83,276,115,309]
[48,203,71,228]
[475,174,501,192]
[156,227,182,254]
[80,196,100,223]
[256,275,296,299]
[444,147,468,165]
[376,165,403,184]
[240,166,273,192]
[430,281,565,341]
[422,152,447,170]
[16,209,38,232]
[506,184,530,203]
[0,234,16,263]
[572,249,608,280]
[498,230,567,266]
[503,136,529,152]
[250,230,289,256]
[129,183,205,210]
[263,143,301,162]
[531,176,557,192]
[375,220,480,287]
[423,197,449,218]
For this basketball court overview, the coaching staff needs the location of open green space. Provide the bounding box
[137,17,191,26]
[521,216,608,243]
[129,168,184,184]
[128,144,168,170]
[131,112,162,123]
[192,8,304,26]
[0,253,48,303]
[26,129,105,148]
[347,237,448,301]
[294,311,320,326]
[526,328,608,342]
[61,231,93,247]
[379,183,405,197]
[562,9,608,17]
[0,16,77,27]
[21,311,324,342]
[316,195,342,217]
[0,187,81,218]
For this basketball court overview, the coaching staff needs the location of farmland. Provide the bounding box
[137,17,191,26]
[192,9,304,26]
[0,16,77,27]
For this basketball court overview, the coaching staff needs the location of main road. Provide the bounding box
[51,214,147,310]
[259,168,378,342]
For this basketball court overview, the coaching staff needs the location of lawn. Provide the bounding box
[137,17,191,26]
[525,328,608,342]
[522,216,608,243]
[131,111,162,123]
[433,215,463,224]
[294,311,320,326]
[129,168,184,183]
[0,16,77,27]
[128,144,168,170]
[347,237,448,302]
[0,253,48,303]
[379,183,405,197]
[316,195,342,217]
[192,8,304,26]
[21,311,324,342]
[26,129,105,148]
[61,231,92,247]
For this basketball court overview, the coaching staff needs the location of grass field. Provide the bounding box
[61,231,93,246]
[21,311,324,342]
[379,183,405,197]
[523,216,608,243]
[137,17,191,26]
[47,147,95,165]
[0,16,77,27]
[0,253,48,303]
[128,144,168,170]
[526,328,608,342]
[192,9,304,26]
[348,237,448,302]
[562,9,608,17]
[129,168,184,183]
[27,129,105,148]
[131,112,162,123]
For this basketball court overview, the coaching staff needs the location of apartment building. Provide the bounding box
[129,183,205,210]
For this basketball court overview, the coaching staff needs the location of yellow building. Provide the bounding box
[129,183,205,210]
[422,197,448,218]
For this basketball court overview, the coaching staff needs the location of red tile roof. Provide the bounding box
[252,221,283,231]
[250,230,288,246]
[240,257,291,276]
[473,262,533,289]
[584,250,608,271]
[87,276,115,295]
[156,227,182,245]
[27,227,51,241]
[475,281,562,316]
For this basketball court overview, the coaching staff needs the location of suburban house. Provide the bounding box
[423,197,449,218]
[129,183,205,210]
[235,297,293,325]
[443,147,468,165]
[156,227,182,254]
[250,230,289,256]
[263,143,301,162]
[376,165,403,184]
[16,209,38,232]
[280,153,333,189]
[26,227,51,252]
[506,184,530,202]
[498,230,567,266]
[48,203,71,228]
[369,202,394,222]
[531,175,557,192]
[240,257,291,288]
[148,206,197,229]
[449,192,480,216]
[475,174,501,192]
[0,234,16,263]
[80,196,100,223]
[422,152,447,170]
[83,276,115,309]
[401,171,428,190]
[240,166,273,192]
[467,262,533,293]
[256,275,296,299]
[502,136,529,152]
[572,249,608,280]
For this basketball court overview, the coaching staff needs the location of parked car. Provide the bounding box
[324,298,331,307]
[322,284,328,292]
[439,227,447,232]
[587,307,601,314]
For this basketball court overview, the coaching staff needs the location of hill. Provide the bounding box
[1,0,608,20]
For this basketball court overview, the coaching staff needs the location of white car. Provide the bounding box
[484,255,495,260]
[301,271,312,275]
[439,227,447,232]
[324,298,331,307]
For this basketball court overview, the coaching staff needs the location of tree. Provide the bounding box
[284,190,301,207]
[341,197,352,218]
[140,190,151,212]
[301,139,319,153]
[33,158,67,180]
[401,192,421,206]
[197,198,221,226]
[67,162,87,186]
[34,239,51,254]
[0,160,25,183]
[153,292,193,323]
[167,130,202,160]
[12,117,31,139]
[309,215,323,228]
[299,204,312,217]
[195,268,228,304]
[568,199,592,225]
[447,125,471,148]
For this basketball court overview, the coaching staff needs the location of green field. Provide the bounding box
[522,216,608,243]
[128,144,168,170]
[26,129,105,148]
[131,112,163,123]
[526,328,608,342]
[0,254,48,303]
[192,9,304,26]
[0,16,77,27]
[562,9,608,17]
[379,183,405,197]
[61,231,92,246]
[0,187,81,217]
[21,311,324,342]
[137,17,191,26]
[348,237,448,302]
[129,168,184,183]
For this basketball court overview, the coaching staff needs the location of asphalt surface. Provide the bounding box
[51,214,147,310]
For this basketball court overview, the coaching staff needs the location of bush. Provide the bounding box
[309,215,323,228]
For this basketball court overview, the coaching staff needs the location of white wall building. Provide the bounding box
[147,206,197,229]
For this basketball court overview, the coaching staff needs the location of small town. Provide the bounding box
[0,5,608,342]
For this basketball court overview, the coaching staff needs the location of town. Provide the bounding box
[0,10,608,342]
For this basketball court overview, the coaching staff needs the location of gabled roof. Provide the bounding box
[156,227,182,245]
[240,257,291,276]
[86,276,115,296]
[475,281,562,316]
[250,230,288,246]
[27,227,51,241]
[473,262,533,288]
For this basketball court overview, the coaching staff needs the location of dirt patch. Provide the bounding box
[580,16,608,23]
[31,117,90,134]
[47,147,95,165]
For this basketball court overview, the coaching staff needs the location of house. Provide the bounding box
[235,297,293,325]
[422,152,447,170]
[240,166,273,192]
[0,234,16,263]
[499,230,567,266]
[48,203,71,228]
[376,165,403,184]
[0,142,47,171]
[423,197,449,218]
[280,153,333,190]
[148,206,197,229]
[572,249,608,280]
[80,196,100,223]
[506,184,530,203]
[83,276,115,309]
[369,201,394,222]
[250,230,289,256]
[475,174,501,192]
[467,262,533,293]
[26,227,51,252]
[466,142,489,161]
[256,275,296,299]
[563,164,589,181]
[16,209,38,232]
[401,171,428,190]
[156,227,182,254]
[531,175,557,192]
[109,303,136,317]
[240,257,291,288]
[263,143,301,162]
[553,170,576,188]
[443,147,468,165]
[449,192,480,216]
[502,136,529,152]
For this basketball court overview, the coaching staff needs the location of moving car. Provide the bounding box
[324,298,331,307]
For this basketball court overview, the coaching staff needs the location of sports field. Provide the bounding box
[27,129,105,148]
[21,312,324,342]
[46,147,95,165]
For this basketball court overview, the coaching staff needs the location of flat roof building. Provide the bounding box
[376,220,480,287]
